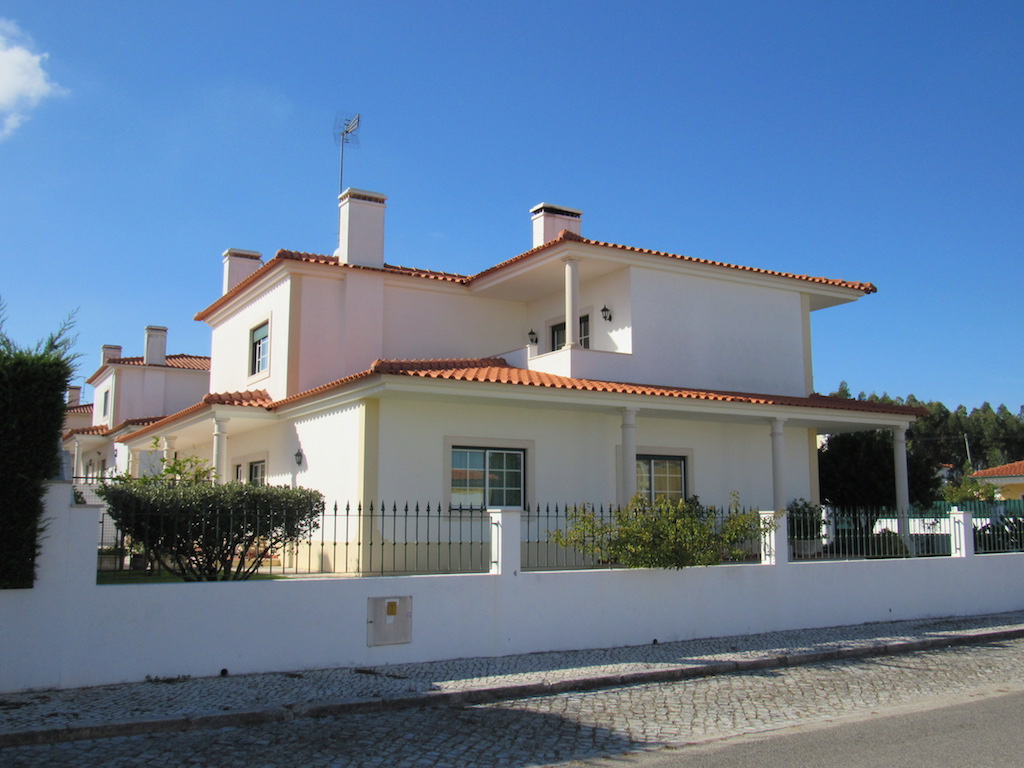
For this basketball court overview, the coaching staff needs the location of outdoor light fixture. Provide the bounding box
[528,329,538,344]
[601,305,612,322]
[294,449,304,466]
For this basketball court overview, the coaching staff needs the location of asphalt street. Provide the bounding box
[4,635,1024,767]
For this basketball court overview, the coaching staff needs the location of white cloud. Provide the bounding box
[0,18,64,140]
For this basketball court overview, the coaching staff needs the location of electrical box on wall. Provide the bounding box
[366,596,412,646]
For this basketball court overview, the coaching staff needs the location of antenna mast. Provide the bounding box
[334,113,361,195]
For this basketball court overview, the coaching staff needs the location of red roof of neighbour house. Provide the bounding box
[972,461,1024,479]
[66,403,93,414]
[62,416,165,442]
[105,353,211,370]
[195,232,877,321]
[86,354,211,384]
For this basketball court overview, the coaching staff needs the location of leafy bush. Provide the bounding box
[98,454,323,581]
[0,309,76,589]
[551,494,765,569]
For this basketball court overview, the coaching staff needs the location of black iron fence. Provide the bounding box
[91,497,765,579]
[80,478,1024,580]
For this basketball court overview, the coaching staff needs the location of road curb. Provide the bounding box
[4,627,1024,748]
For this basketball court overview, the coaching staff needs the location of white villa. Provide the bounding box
[115,190,922,519]
[63,327,210,480]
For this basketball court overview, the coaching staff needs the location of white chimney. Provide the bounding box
[66,386,81,406]
[335,188,387,267]
[222,249,263,295]
[530,203,583,248]
[143,325,168,366]
[101,345,122,363]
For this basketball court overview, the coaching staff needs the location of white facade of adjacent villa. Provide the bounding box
[63,327,210,480]
[118,191,922,516]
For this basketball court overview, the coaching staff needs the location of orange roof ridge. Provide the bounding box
[469,230,876,294]
[370,357,508,374]
[101,353,211,370]
[203,390,273,407]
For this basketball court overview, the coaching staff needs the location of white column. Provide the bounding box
[563,257,580,348]
[892,423,913,553]
[770,418,787,513]
[620,408,638,506]
[72,439,82,480]
[213,417,229,484]
[129,449,141,478]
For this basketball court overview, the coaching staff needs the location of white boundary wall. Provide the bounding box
[3,484,1024,693]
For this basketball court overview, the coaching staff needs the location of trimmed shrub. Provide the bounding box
[98,480,324,581]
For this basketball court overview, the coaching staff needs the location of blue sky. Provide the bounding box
[2,1,1021,411]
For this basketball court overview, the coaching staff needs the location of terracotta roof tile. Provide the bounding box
[272,358,924,418]
[470,231,877,294]
[105,354,211,370]
[972,460,1024,479]
[63,415,165,442]
[202,390,274,407]
[66,403,93,414]
[195,251,470,321]
[115,390,273,443]
[119,360,922,444]
[197,230,874,322]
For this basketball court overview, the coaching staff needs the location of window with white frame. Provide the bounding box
[450,447,524,509]
[101,390,110,417]
[550,315,590,351]
[249,322,269,376]
[635,455,687,502]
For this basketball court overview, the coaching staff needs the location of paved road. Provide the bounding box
[563,686,1024,768]
[5,638,1024,767]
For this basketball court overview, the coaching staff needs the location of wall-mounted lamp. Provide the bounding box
[601,305,613,322]
[294,449,304,466]
[528,329,538,345]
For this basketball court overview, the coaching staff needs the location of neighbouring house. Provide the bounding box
[971,461,1024,500]
[63,326,210,481]
[118,190,923,534]
[62,386,93,433]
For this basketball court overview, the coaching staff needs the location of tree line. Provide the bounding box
[819,382,1024,508]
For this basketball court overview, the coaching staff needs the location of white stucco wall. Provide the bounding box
[4,487,1022,693]
[209,277,292,399]
[382,283,527,362]
[375,397,811,511]
[629,268,808,395]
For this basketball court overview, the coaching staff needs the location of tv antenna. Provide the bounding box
[333,112,361,195]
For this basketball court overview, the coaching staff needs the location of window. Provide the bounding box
[636,455,687,502]
[550,315,590,351]
[450,448,524,508]
[101,390,110,417]
[250,322,269,376]
[248,460,267,486]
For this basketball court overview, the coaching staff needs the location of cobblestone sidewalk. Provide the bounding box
[3,610,1024,748]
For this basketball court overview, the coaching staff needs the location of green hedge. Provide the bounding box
[0,315,76,589]
[98,482,324,581]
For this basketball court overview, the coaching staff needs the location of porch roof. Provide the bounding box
[118,358,924,447]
